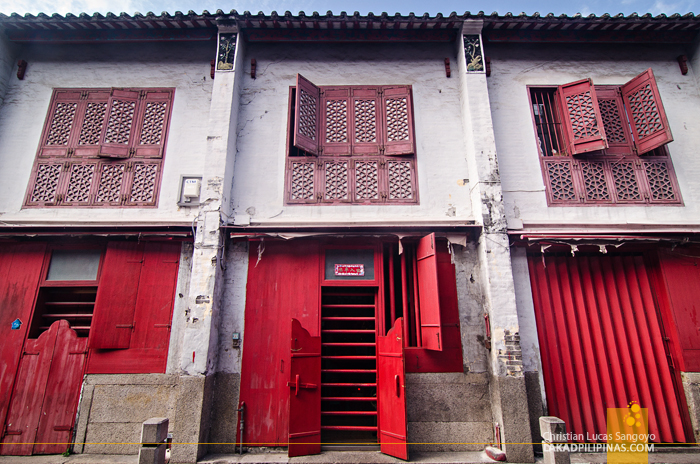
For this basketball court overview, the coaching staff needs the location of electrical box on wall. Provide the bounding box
[178,175,202,207]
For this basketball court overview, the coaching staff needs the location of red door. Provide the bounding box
[288,318,322,457]
[378,318,408,460]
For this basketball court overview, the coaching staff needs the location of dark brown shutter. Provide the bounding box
[99,89,140,159]
[89,242,144,349]
[557,79,608,155]
[416,233,443,351]
[294,74,321,155]
[133,89,173,158]
[320,86,351,155]
[381,86,415,156]
[621,68,673,155]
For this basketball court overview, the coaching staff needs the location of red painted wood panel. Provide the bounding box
[33,321,87,455]
[557,78,608,155]
[89,242,144,350]
[87,241,180,374]
[377,318,408,460]
[528,253,691,443]
[294,74,321,155]
[288,319,321,457]
[416,234,442,351]
[0,243,46,437]
[239,239,320,446]
[0,321,58,455]
[381,86,416,156]
[99,89,140,158]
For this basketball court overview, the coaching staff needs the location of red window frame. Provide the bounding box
[528,69,682,206]
[24,88,174,208]
[284,75,419,206]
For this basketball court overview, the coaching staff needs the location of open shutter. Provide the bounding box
[381,86,415,156]
[378,318,408,460]
[557,79,608,155]
[621,68,673,155]
[99,89,139,159]
[287,318,321,457]
[321,86,351,155]
[294,74,321,156]
[351,87,382,155]
[132,89,173,159]
[416,233,443,351]
[89,242,144,349]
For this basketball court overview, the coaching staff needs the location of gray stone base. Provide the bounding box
[207,372,242,455]
[525,371,544,453]
[682,372,700,443]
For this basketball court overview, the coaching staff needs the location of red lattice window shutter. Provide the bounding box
[557,79,608,155]
[381,86,416,155]
[133,90,173,159]
[62,161,98,206]
[126,161,161,206]
[621,68,673,155]
[321,87,351,155]
[294,74,321,155]
[99,89,140,159]
[351,87,381,155]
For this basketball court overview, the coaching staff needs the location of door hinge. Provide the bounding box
[116,324,134,330]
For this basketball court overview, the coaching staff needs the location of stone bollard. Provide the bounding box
[539,416,570,464]
[139,417,169,464]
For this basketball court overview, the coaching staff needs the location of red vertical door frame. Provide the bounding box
[287,319,322,457]
[33,321,88,455]
[0,243,46,437]
[0,321,59,455]
[377,318,408,460]
[416,233,443,351]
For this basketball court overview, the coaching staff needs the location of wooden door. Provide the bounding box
[288,318,322,457]
[377,318,408,460]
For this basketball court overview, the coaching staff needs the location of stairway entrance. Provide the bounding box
[320,287,378,447]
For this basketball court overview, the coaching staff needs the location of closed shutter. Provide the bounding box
[557,79,608,155]
[294,74,321,155]
[415,233,443,351]
[133,89,173,159]
[621,68,673,155]
[381,86,415,155]
[351,87,381,155]
[320,87,351,155]
[99,89,140,159]
[38,90,83,159]
[62,161,98,206]
[89,242,144,349]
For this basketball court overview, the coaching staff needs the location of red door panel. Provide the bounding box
[33,321,87,455]
[0,321,58,455]
[378,318,408,460]
[416,233,442,351]
[288,319,321,457]
[0,243,46,436]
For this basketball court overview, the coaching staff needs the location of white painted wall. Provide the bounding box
[487,42,700,229]
[0,40,213,226]
[230,42,474,226]
[0,30,17,106]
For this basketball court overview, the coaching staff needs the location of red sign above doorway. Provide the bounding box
[334,264,364,276]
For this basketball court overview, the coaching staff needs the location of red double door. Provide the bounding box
[288,317,408,460]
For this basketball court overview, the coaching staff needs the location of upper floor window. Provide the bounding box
[285,74,418,205]
[24,88,174,208]
[529,69,681,205]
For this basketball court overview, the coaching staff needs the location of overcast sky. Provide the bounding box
[0,0,695,18]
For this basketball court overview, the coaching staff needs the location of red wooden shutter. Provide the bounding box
[351,87,381,155]
[287,318,322,457]
[320,86,351,155]
[89,242,144,349]
[621,68,674,155]
[25,162,64,206]
[557,79,608,155]
[381,86,415,155]
[377,318,408,460]
[73,90,111,158]
[61,161,98,206]
[125,161,162,206]
[93,160,128,206]
[133,89,173,159]
[38,90,82,159]
[595,87,635,155]
[99,89,140,159]
[416,233,443,351]
[294,74,321,155]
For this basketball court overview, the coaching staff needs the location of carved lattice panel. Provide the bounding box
[78,102,107,145]
[290,162,316,201]
[581,162,610,201]
[355,161,379,200]
[298,89,317,140]
[611,162,642,201]
[129,163,158,204]
[628,84,663,137]
[95,164,125,203]
[644,161,676,201]
[104,99,136,144]
[388,161,413,200]
[29,164,62,203]
[386,98,409,142]
[46,103,77,146]
[64,164,95,203]
[324,161,348,200]
[565,91,601,140]
[355,100,377,143]
[140,102,168,145]
[598,99,626,144]
[325,100,347,143]
[545,161,576,202]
